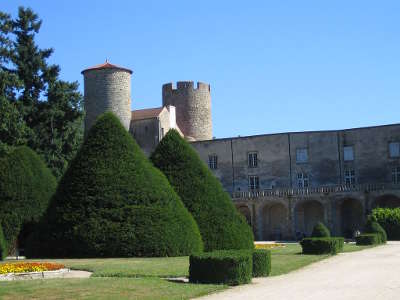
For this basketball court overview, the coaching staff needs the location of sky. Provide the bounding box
[3,1,400,138]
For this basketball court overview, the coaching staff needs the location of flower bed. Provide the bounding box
[0,262,65,275]
[255,243,285,250]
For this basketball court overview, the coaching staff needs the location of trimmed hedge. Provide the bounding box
[372,208,400,240]
[189,250,252,285]
[356,234,380,245]
[252,249,271,277]
[0,225,7,260]
[151,130,254,252]
[300,237,344,255]
[0,146,57,254]
[311,222,331,238]
[26,113,203,258]
[365,215,387,244]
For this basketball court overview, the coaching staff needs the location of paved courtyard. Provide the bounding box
[197,242,400,300]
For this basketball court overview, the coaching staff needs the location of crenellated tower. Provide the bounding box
[162,81,212,141]
[81,62,132,133]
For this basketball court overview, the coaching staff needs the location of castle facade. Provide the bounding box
[82,62,400,241]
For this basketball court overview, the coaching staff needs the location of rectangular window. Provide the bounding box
[296,148,308,163]
[392,167,400,184]
[161,127,165,138]
[208,155,218,170]
[343,146,354,161]
[248,175,260,190]
[248,152,258,168]
[297,173,309,188]
[344,169,356,185]
[389,142,400,158]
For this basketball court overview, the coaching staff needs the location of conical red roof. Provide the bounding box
[81,61,133,74]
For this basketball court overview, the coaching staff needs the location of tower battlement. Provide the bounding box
[162,81,210,96]
[162,81,212,141]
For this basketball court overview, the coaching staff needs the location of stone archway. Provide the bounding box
[262,202,288,241]
[295,200,325,237]
[339,198,363,238]
[372,194,400,209]
[237,205,252,226]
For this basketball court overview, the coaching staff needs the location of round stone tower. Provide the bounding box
[81,61,132,133]
[162,81,212,141]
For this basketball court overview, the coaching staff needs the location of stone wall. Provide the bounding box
[162,81,212,141]
[191,124,400,193]
[83,68,131,132]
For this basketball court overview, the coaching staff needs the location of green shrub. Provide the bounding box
[0,146,56,253]
[26,113,203,258]
[365,215,387,244]
[300,237,344,255]
[355,234,380,245]
[372,208,400,240]
[311,222,331,238]
[252,249,271,277]
[189,250,252,285]
[151,130,254,252]
[0,225,7,261]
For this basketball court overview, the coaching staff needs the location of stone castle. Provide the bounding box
[82,62,400,241]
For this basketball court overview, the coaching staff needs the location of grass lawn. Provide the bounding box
[0,243,377,299]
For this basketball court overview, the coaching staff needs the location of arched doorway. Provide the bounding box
[237,205,252,226]
[262,203,288,241]
[295,200,324,237]
[339,198,363,238]
[372,194,400,209]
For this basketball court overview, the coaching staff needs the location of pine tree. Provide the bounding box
[26,113,203,258]
[151,129,254,251]
[0,7,83,178]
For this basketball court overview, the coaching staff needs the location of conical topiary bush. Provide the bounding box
[26,112,203,258]
[0,146,57,254]
[311,222,331,238]
[151,129,254,252]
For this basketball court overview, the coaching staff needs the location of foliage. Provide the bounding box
[372,207,400,240]
[0,7,83,178]
[311,222,331,238]
[300,237,344,255]
[151,129,254,251]
[0,225,6,260]
[26,113,202,258]
[364,215,387,244]
[189,250,252,285]
[252,249,271,277]
[0,146,56,253]
[355,234,380,245]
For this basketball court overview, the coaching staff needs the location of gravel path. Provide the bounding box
[196,241,400,300]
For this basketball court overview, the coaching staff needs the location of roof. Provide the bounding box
[131,107,164,120]
[81,61,133,74]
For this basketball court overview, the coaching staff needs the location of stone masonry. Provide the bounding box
[162,81,212,141]
[82,63,132,132]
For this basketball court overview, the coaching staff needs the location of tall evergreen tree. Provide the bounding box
[0,7,83,177]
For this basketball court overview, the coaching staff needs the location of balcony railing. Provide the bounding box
[232,183,400,199]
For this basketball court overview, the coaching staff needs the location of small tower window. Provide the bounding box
[392,166,400,184]
[296,148,308,163]
[248,152,258,168]
[344,169,356,185]
[208,155,218,170]
[297,173,309,188]
[343,146,354,161]
[389,142,400,158]
[248,175,259,190]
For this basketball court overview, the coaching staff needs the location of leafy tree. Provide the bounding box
[0,146,57,254]
[151,129,254,252]
[26,113,203,258]
[365,215,387,244]
[311,222,331,238]
[0,224,6,260]
[0,7,83,178]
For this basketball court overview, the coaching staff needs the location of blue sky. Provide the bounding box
[3,1,400,138]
